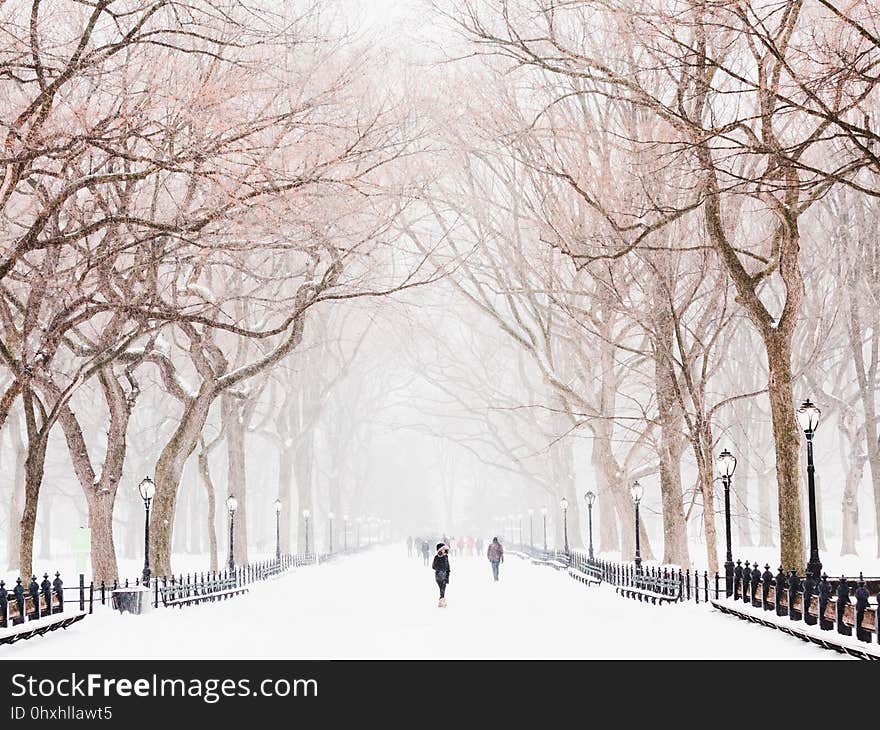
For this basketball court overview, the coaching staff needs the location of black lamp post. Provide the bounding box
[584,491,596,561]
[528,508,534,548]
[541,507,548,552]
[138,476,155,587]
[343,514,349,551]
[302,509,311,556]
[227,494,237,573]
[798,399,823,579]
[560,496,569,554]
[328,511,334,554]
[717,448,737,597]
[274,498,282,563]
[630,481,643,573]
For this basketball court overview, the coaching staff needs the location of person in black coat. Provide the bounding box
[432,543,451,607]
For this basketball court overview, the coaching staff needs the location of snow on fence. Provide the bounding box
[711,559,880,659]
[0,572,88,646]
[509,544,722,605]
[87,544,369,610]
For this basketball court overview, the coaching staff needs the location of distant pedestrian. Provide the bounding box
[432,543,451,607]
[487,536,504,582]
[466,535,475,556]
[406,535,413,557]
[420,539,429,566]
[457,536,465,555]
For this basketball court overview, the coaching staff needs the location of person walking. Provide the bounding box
[432,543,451,607]
[406,535,413,557]
[487,536,504,582]
[420,539,430,566]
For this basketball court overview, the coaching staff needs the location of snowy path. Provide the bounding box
[2,546,846,659]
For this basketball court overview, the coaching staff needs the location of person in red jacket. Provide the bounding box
[487,536,504,581]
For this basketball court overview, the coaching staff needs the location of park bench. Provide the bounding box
[616,572,682,605]
[1,574,87,646]
[158,574,249,609]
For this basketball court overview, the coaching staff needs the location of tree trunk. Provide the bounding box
[222,395,249,566]
[6,410,25,571]
[277,444,293,553]
[590,435,618,553]
[18,435,48,579]
[86,491,118,583]
[151,393,214,577]
[765,339,805,571]
[654,351,689,567]
[694,431,719,574]
[841,426,864,556]
[197,442,219,571]
[37,493,52,560]
[294,428,314,552]
[734,436,754,547]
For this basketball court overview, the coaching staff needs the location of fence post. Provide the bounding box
[856,574,870,642]
[13,578,25,625]
[761,565,772,611]
[775,567,787,617]
[53,573,63,613]
[818,574,832,630]
[803,571,816,626]
[787,570,802,622]
[714,572,719,601]
[734,560,742,600]
[41,574,52,615]
[89,581,94,614]
[0,580,7,628]
[750,564,760,607]
[836,576,850,635]
[79,574,85,612]
[154,578,159,609]
[101,581,106,606]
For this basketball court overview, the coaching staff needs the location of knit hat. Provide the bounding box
[436,543,446,552]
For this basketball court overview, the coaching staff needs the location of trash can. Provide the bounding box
[111,586,151,614]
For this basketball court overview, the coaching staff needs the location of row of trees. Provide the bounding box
[0,0,436,580]
[413,0,880,569]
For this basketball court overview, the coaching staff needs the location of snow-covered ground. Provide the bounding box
[1,545,846,659]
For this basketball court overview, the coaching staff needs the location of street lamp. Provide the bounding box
[560,496,569,554]
[717,448,737,596]
[226,494,238,573]
[630,481,643,573]
[528,508,534,548]
[274,498,282,563]
[518,513,523,545]
[356,517,362,548]
[541,506,548,552]
[343,514,349,551]
[328,511,334,553]
[797,398,822,579]
[138,476,155,587]
[302,508,311,556]
[584,491,596,561]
